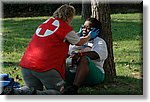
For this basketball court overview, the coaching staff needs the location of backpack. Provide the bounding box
[0,74,20,89]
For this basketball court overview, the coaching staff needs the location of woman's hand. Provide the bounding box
[88,28,100,39]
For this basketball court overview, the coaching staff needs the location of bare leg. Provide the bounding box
[73,56,89,87]
[63,56,90,94]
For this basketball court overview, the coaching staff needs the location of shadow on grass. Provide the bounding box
[115,61,142,67]
[2,61,143,95]
[3,16,142,41]
[111,20,142,42]
[2,15,143,95]
[79,76,143,95]
[3,61,19,67]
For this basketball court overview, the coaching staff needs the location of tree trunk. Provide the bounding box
[91,0,116,81]
[81,0,91,20]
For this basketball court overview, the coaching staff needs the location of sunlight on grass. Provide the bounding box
[111,13,142,80]
[111,13,142,22]
[1,13,143,94]
[2,13,142,78]
[2,16,49,21]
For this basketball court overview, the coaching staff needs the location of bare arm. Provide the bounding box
[72,51,100,62]
[81,51,99,60]
[65,31,90,46]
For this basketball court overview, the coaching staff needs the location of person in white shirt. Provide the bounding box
[64,18,108,94]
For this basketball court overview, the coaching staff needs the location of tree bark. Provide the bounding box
[91,0,116,81]
[81,0,91,20]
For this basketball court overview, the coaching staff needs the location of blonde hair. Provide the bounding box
[53,4,75,22]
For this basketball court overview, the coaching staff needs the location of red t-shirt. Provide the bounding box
[19,17,73,78]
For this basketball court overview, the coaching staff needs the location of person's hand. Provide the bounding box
[89,28,100,39]
[72,53,80,61]
[71,53,81,64]
[78,25,83,37]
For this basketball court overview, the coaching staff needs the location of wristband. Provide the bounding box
[78,51,83,57]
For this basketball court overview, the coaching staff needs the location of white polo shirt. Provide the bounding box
[68,37,108,73]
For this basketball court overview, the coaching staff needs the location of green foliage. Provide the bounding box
[3,3,141,18]
[111,13,142,78]
[1,13,143,94]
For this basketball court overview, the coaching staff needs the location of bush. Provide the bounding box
[3,3,142,18]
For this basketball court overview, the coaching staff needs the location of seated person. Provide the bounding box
[64,18,108,94]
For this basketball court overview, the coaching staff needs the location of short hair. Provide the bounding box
[86,18,102,37]
[53,4,76,22]
[86,18,102,30]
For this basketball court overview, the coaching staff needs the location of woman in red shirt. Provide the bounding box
[2,4,99,95]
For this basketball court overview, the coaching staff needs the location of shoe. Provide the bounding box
[1,86,14,95]
[63,85,78,95]
[13,86,36,95]
[1,86,36,95]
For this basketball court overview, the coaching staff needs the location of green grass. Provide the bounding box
[1,13,143,95]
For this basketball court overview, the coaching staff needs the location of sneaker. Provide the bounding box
[1,86,14,95]
[13,86,36,95]
[1,86,36,95]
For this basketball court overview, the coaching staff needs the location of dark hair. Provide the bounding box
[86,18,102,37]
[86,18,102,30]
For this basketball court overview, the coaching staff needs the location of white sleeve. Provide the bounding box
[92,38,108,61]
[65,31,80,45]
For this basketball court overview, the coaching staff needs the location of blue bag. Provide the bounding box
[0,74,20,89]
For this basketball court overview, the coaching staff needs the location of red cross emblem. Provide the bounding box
[36,18,59,37]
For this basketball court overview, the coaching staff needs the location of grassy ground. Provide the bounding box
[1,13,143,95]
